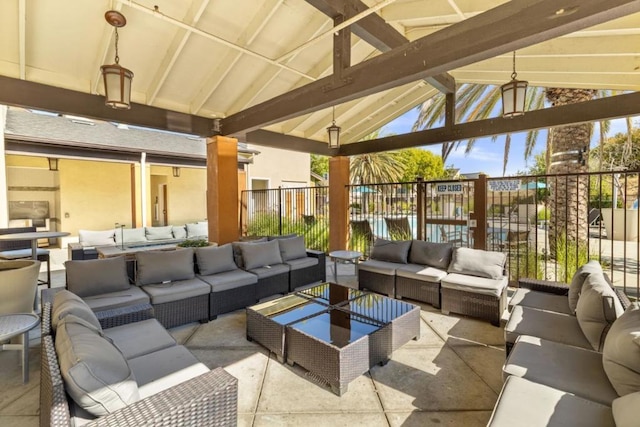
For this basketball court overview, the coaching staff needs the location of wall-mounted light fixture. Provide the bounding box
[326,106,341,149]
[48,158,59,171]
[501,51,528,118]
[172,167,181,178]
[101,10,134,109]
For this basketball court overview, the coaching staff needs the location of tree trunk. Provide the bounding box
[545,88,596,256]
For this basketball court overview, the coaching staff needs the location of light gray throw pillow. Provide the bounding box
[568,260,603,314]
[55,315,139,416]
[145,226,173,241]
[115,228,147,246]
[370,238,411,264]
[51,290,102,332]
[172,225,187,239]
[278,236,307,261]
[195,244,237,275]
[447,247,506,279]
[65,257,131,298]
[613,391,640,427]
[603,303,640,396]
[78,229,115,247]
[409,240,453,269]
[240,240,283,270]
[186,223,208,239]
[136,248,195,285]
[231,238,267,268]
[576,272,624,351]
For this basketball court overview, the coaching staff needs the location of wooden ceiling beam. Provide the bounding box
[339,91,640,155]
[223,0,640,136]
[246,130,333,155]
[306,0,455,93]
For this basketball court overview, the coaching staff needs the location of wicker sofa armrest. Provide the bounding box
[84,368,238,427]
[517,277,569,295]
[306,249,326,261]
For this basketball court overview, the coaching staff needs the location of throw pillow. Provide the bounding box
[409,240,453,269]
[51,290,102,332]
[447,247,506,279]
[78,229,115,247]
[267,233,298,241]
[195,244,237,275]
[145,226,173,241]
[568,260,603,314]
[612,391,640,427]
[278,236,307,261]
[370,238,412,264]
[172,225,187,239]
[136,248,195,285]
[232,238,268,268]
[186,223,208,239]
[240,240,283,270]
[115,228,147,246]
[603,303,640,396]
[56,314,139,416]
[65,256,130,298]
[576,272,625,351]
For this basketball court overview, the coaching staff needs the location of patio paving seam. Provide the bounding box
[368,370,393,426]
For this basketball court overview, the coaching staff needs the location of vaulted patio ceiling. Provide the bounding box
[1,0,639,156]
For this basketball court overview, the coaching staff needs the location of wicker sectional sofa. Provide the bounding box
[358,239,508,325]
[46,235,326,328]
[488,263,638,426]
[40,290,238,427]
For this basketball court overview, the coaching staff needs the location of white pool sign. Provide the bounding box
[435,182,464,194]
[488,179,521,192]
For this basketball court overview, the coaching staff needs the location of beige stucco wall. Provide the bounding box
[247,145,310,188]
[149,165,207,225]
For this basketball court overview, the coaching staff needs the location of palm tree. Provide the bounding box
[350,131,404,184]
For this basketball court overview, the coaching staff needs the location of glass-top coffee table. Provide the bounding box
[246,283,420,395]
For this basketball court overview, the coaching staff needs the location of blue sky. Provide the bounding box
[381,104,634,178]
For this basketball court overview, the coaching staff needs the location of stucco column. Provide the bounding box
[329,156,349,252]
[207,136,239,244]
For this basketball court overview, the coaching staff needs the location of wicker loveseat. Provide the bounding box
[358,239,508,325]
[40,291,238,427]
[488,264,637,427]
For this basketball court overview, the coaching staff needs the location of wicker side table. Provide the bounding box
[0,313,39,383]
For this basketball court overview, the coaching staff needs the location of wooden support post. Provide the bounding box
[207,136,239,245]
[329,156,350,252]
[473,174,488,249]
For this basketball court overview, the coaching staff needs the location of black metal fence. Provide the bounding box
[241,171,640,298]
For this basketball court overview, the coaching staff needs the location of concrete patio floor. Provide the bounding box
[0,261,505,427]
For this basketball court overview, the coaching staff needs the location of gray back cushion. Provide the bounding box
[569,260,603,314]
[65,257,131,298]
[115,228,147,246]
[278,236,307,261]
[576,272,624,351]
[409,240,453,269]
[186,223,208,239]
[603,303,640,396]
[55,315,139,416]
[447,247,506,279]
[145,226,173,241]
[195,244,237,275]
[240,240,283,270]
[136,248,195,285]
[51,290,102,332]
[370,238,411,264]
[172,225,187,239]
[232,238,268,268]
[613,391,640,426]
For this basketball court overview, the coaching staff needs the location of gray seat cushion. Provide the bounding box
[441,273,508,297]
[103,319,177,360]
[509,288,572,315]
[487,376,614,427]
[198,269,258,291]
[55,315,139,416]
[504,335,618,405]
[65,256,131,298]
[285,256,318,271]
[128,345,209,399]
[505,305,592,349]
[396,264,447,283]
[140,278,210,305]
[0,248,50,259]
[248,263,289,279]
[51,290,102,332]
[82,286,150,311]
[359,259,399,276]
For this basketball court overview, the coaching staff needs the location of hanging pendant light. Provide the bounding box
[101,11,134,109]
[327,106,341,149]
[501,51,528,118]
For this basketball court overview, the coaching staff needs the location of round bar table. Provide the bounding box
[0,231,70,259]
[0,313,39,383]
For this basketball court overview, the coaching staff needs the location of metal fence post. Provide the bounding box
[278,186,283,235]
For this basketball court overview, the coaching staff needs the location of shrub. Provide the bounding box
[178,239,209,248]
